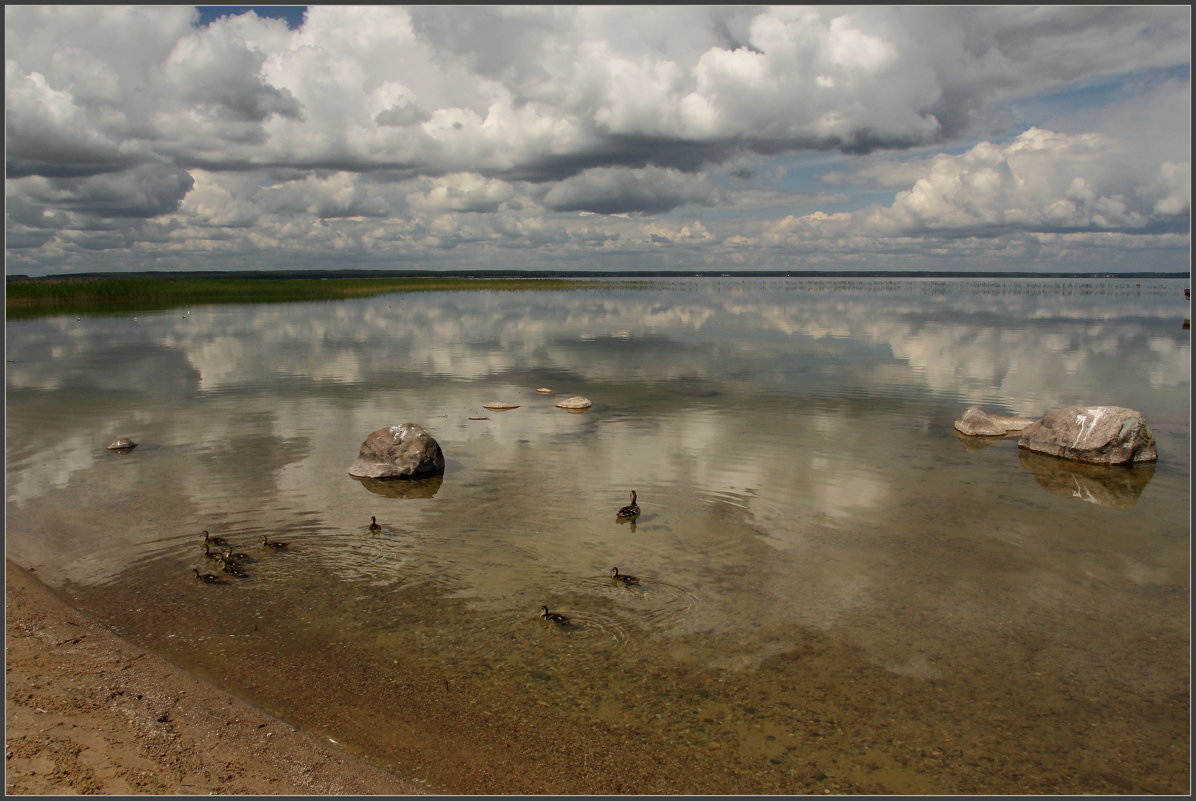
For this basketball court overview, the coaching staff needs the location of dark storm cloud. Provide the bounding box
[541,166,715,214]
[22,164,196,219]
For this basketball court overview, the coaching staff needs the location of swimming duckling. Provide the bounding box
[201,543,222,560]
[201,530,227,546]
[538,605,570,625]
[610,567,639,585]
[217,558,246,577]
[260,535,288,550]
[616,490,640,519]
[192,567,221,583]
[368,516,382,532]
[220,547,250,562]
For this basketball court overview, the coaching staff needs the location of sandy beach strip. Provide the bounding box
[4,559,428,796]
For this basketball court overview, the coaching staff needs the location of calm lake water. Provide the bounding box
[5,278,1190,794]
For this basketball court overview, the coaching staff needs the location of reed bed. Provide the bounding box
[5,276,593,319]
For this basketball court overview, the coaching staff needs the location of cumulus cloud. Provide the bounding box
[405,173,517,214]
[16,163,195,218]
[542,166,715,214]
[5,64,140,178]
[165,22,303,125]
[764,126,1191,247]
[3,5,1190,274]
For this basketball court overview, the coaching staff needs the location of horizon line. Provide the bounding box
[7,269,1190,282]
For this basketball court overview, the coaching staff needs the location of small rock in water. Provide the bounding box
[535,388,553,394]
[106,438,138,451]
[555,396,592,410]
[483,401,520,410]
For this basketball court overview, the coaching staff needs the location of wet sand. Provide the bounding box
[5,560,428,796]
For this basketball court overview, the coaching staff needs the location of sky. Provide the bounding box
[4,5,1191,276]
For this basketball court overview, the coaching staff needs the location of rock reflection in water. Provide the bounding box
[952,429,1020,451]
[353,474,444,498]
[1018,448,1156,508]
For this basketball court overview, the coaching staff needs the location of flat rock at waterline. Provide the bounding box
[483,401,520,410]
[1017,406,1157,465]
[106,438,138,451]
[348,423,446,479]
[953,406,1037,437]
[555,396,592,410]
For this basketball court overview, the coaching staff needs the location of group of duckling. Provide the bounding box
[191,529,288,584]
[193,515,381,585]
[193,490,644,609]
[538,490,642,627]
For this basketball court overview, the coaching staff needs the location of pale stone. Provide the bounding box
[348,423,445,479]
[106,438,137,451]
[555,396,592,410]
[1017,406,1157,465]
[953,406,1037,437]
[535,388,553,394]
[483,401,520,410]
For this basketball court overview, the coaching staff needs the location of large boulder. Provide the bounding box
[1017,406,1157,465]
[953,406,1037,437]
[348,423,445,479]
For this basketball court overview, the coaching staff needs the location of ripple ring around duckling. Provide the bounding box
[573,574,700,635]
[534,608,631,646]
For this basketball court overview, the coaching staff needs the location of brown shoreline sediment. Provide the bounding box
[8,553,1189,795]
[4,559,429,796]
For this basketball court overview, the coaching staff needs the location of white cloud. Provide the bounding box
[3,5,1190,274]
[764,126,1190,250]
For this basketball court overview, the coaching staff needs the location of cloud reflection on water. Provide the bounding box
[4,280,1190,676]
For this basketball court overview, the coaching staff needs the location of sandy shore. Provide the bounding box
[5,560,428,796]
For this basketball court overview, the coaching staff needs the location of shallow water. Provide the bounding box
[5,278,1190,793]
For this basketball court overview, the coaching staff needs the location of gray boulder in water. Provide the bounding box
[348,423,446,479]
[1017,406,1157,465]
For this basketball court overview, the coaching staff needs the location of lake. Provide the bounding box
[4,277,1190,794]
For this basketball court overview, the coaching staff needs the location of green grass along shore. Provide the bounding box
[4,275,601,319]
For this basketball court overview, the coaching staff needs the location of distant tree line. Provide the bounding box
[6,269,1190,283]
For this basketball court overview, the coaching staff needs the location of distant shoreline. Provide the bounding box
[7,270,1187,320]
[3,275,601,318]
[7,269,1190,282]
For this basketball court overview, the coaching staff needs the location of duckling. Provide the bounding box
[610,567,639,585]
[616,490,640,519]
[201,543,222,560]
[220,547,250,562]
[201,530,227,546]
[368,516,382,532]
[260,535,288,550]
[217,558,246,577]
[192,567,221,583]
[538,605,570,625]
